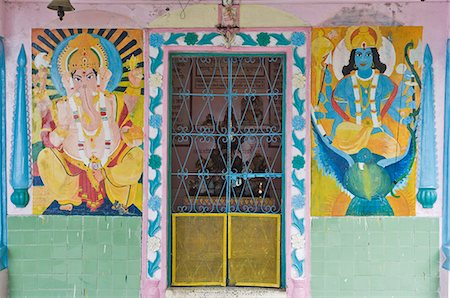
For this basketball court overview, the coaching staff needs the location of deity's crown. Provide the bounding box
[345,26,382,51]
[58,33,108,74]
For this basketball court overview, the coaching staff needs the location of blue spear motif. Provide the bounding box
[417,44,438,209]
[10,45,30,208]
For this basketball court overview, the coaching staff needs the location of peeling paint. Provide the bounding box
[320,7,404,26]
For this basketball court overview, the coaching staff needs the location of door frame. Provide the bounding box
[141,28,311,296]
[168,52,287,288]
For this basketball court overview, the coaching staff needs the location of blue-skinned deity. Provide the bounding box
[313,26,419,216]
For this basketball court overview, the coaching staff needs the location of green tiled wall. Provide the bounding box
[311,217,440,298]
[8,216,142,297]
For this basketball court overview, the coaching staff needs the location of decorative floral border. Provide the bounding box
[290,47,307,279]
[147,32,163,278]
[147,30,308,281]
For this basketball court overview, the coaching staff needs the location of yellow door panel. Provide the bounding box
[228,213,281,287]
[172,214,227,286]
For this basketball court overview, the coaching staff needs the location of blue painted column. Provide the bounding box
[417,45,438,209]
[10,45,30,208]
[443,39,450,270]
[0,37,7,270]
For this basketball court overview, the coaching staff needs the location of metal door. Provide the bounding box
[170,54,284,287]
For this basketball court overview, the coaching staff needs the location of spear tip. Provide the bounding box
[17,44,26,67]
[424,44,432,66]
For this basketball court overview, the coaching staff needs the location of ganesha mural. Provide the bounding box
[311,26,422,216]
[31,29,144,216]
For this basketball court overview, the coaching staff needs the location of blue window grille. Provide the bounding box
[170,54,285,215]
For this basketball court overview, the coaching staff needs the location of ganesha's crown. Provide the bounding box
[345,26,382,51]
[58,33,108,74]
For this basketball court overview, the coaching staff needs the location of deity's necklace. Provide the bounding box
[351,72,381,128]
[82,121,103,149]
[68,91,112,169]
[359,80,371,94]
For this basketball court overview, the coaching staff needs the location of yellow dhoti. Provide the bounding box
[37,148,81,206]
[37,144,143,211]
[332,121,401,158]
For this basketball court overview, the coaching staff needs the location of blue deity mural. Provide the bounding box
[311,26,422,216]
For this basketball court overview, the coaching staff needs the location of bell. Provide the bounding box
[47,0,75,21]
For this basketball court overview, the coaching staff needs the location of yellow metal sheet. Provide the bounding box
[228,213,281,287]
[172,213,227,286]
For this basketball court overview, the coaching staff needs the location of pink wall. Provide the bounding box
[0,0,4,36]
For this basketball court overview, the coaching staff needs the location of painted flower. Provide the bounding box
[292,155,305,170]
[148,195,161,211]
[149,114,162,128]
[147,236,161,253]
[185,33,199,45]
[149,73,163,88]
[256,32,271,46]
[292,115,305,131]
[291,233,305,250]
[291,32,305,46]
[148,155,162,169]
[293,72,306,89]
[150,33,164,48]
[292,194,305,209]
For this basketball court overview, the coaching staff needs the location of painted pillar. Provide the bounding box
[0,36,7,270]
[10,45,30,208]
[442,39,450,271]
[417,45,438,209]
[0,0,8,289]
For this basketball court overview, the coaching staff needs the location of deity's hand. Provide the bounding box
[93,169,105,182]
[61,72,77,98]
[128,68,143,87]
[49,130,65,147]
[56,100,72,126]
[124,93,138,113]
[98,67,112,92]
[124,68,142,113]
[121,126,143,147]
[36,97,52,116]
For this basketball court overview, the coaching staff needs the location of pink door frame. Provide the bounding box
[140,28,311,298]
